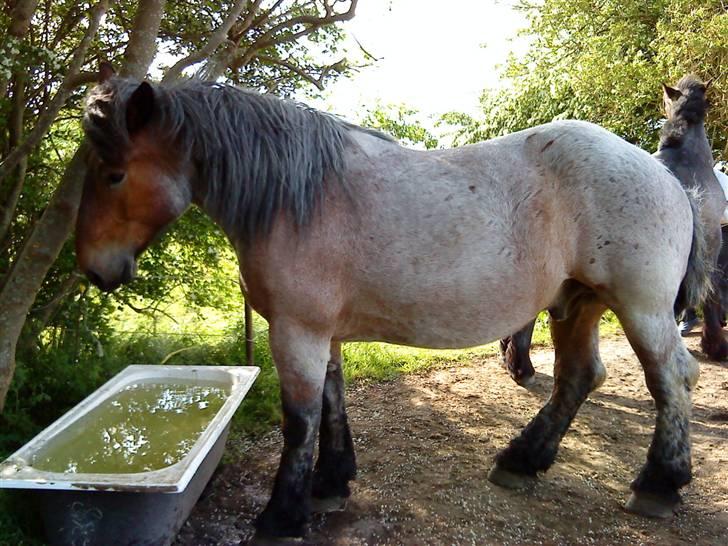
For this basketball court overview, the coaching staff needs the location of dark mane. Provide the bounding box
[84,78,394,241]
[659,74,710,149]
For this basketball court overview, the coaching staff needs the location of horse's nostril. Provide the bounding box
[121,260,134,284]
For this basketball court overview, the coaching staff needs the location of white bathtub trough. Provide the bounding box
[0,365,259,546]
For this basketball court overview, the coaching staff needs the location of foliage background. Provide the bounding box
[447,0,727,157]
[0,0,726,542]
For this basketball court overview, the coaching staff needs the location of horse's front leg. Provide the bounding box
[254,320,330,540]
[312,341,357,511]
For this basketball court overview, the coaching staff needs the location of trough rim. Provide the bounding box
[0,364,259,493]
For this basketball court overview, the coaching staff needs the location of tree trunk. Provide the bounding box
[0,72,28,242]
[121,0,167,79]
[0,146,86,409]
[19,272,81,354]
[0,0,167,411]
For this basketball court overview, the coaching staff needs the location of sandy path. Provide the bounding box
[176,333,728,545]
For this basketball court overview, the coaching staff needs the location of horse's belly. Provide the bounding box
[338,306,535,348]
[337,275,550,349]
[366,315,529,349]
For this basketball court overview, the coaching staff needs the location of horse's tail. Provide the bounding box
[675,188,713,314]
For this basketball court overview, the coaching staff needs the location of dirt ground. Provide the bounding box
[176,333,728,545]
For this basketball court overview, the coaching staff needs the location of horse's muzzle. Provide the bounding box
[84,257,136,292]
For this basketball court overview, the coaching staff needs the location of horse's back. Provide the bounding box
[328,121,692,344]
[252,121,695,349]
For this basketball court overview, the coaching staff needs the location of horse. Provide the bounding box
[501,75,727,387]
[76,74,710,541]
[680,168,728,335]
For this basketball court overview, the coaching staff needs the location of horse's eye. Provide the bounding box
[108,172,125,186]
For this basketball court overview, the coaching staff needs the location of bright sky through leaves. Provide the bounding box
[310,0,528,118]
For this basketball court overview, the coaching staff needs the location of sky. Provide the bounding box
[308,0,529,122]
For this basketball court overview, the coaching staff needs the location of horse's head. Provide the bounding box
[76,76,192,291]
[662,75,711,123]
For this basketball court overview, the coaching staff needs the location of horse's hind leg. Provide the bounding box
[720,225,728,326]
[489,293,606,488]
[311,341,357,512]
[700,227,728,360]
[500,318,537,387]
[254,320,329,540]
[617,310,698,518]
[701,272,728,361]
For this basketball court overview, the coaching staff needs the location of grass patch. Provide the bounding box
[343,342,500,382]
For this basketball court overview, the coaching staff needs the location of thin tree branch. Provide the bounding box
[29,272,82,315]
[162,0,261,83]
[256,54,347,90]
[160,346,197,365]
[234,0,357,71]
[202,0,357,82]
[119,297,179,324]
[0,0,110,186]
[234,0,286,41]
[251,0,357,52]
[353,34,380,61]
[49,2,87,49]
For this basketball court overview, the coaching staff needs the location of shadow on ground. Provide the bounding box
[176,335,728,546]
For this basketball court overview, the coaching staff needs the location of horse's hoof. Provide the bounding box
[487,464,536,489]
[249,532,305,546]
[679,318,701,337]
[311,495,347,513]
[624,491,679,519]
[515,373,536,388]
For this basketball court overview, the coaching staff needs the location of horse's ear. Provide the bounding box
[662,83,682,102]
[126,81,155,136]
[98,62,115,83]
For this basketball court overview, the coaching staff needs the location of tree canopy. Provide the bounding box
[452,0,727,156]
[0,0,361,411]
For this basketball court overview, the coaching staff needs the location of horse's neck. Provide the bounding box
[189,175,234,238]
[658,121,712,163]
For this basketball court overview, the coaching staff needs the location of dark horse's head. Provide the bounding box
[662,75,712,123]
[77,75,192,291]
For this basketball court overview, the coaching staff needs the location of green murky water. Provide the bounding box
[32,381,229,474]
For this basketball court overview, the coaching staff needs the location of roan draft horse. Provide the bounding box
[501,75,727,387]
[76,74,710,541]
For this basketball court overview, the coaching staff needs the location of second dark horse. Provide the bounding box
[502,75,728,386]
